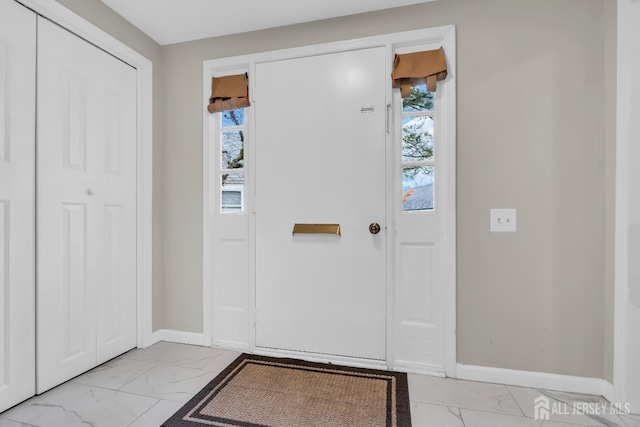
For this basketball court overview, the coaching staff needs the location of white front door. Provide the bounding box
[0,0,36,412]
[36,18,137,393]
[254,47,387,360]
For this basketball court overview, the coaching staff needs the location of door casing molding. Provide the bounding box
[202,26,457,376]
[16,0,154,348]
[614,0,632,408]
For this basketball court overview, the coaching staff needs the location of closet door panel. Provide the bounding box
[94,45,137,365]
[0,0,36,412]
[36,18,98,393]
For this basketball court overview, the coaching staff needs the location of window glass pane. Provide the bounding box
[402,166,434,211]
[222,109,245,127]
[221,173,244,213]
[222,172,244,187]
[402,115,434,162]
[402,84,433,112]
[221,190,241,206]
[221,131,244,169]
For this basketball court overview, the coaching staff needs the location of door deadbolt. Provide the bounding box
[369,222,381,234]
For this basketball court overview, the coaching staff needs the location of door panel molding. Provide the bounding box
[203,26,456,375]
[61,203,88,358]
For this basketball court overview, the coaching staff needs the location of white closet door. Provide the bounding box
[0,0,36,412]
[36,18,137,393]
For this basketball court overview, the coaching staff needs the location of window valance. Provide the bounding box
[207,73,250,113]
[391,47,447,97]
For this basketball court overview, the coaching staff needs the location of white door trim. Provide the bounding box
[17,0,154,348]
[203,26,456,374]
[614,0,630,406]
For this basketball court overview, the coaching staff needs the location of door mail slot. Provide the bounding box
[292,223,341,236]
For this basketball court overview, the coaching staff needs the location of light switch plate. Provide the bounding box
[490,209,517,232]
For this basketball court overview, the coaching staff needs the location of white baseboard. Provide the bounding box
[394,360,446,377]
[211,340,250,352]
[149,329,208,347]
[457,363,614,399]
[601,380,615,403]
[148,330,163,346]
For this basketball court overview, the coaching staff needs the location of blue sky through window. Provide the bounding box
[222,109,245,127]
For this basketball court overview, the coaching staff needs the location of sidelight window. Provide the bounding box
[220,109,246,213]
[401,84,434,211]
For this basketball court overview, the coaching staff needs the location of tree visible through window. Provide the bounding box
[402,85,435,211]
[220,109,245,213]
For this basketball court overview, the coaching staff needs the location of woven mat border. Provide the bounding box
[162,353,412,427]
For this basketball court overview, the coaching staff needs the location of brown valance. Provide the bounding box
[207,73,251,113]
[391,47,447,97]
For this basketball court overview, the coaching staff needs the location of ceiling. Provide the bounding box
[100,0,439,45]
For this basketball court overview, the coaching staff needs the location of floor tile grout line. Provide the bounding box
[458,408,601,427]
[409,399,454,409]
[408,402,466,427]
[4,389,185,426]
[408,377,532,419]
[458,407,470,426]
[56,381,187,406]
[72,361,160,391]
[0,416,41,427]
[111,385,193,404]
[450,405,466,427]
[112,362,161,391]
[505,385,527,418]
[117,357,226,372]
[408,396,533,419]
[125,398,162,427]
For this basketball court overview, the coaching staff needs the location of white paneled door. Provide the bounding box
[36,18,137,393]
[254,47,387,360]
[0,0,36,412]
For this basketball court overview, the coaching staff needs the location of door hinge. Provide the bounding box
[252,308,257,325]
[386,103,392,134]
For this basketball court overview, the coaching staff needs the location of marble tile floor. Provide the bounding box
[0,342,638,427]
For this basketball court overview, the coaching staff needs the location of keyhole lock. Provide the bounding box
[369,222,381,235]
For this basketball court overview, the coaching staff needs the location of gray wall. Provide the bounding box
[54,0,165,331]
[160,0,614,379]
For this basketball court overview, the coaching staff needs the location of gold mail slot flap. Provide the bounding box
[292,223,341,236]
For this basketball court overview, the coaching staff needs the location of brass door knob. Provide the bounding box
[369,222,381,234]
